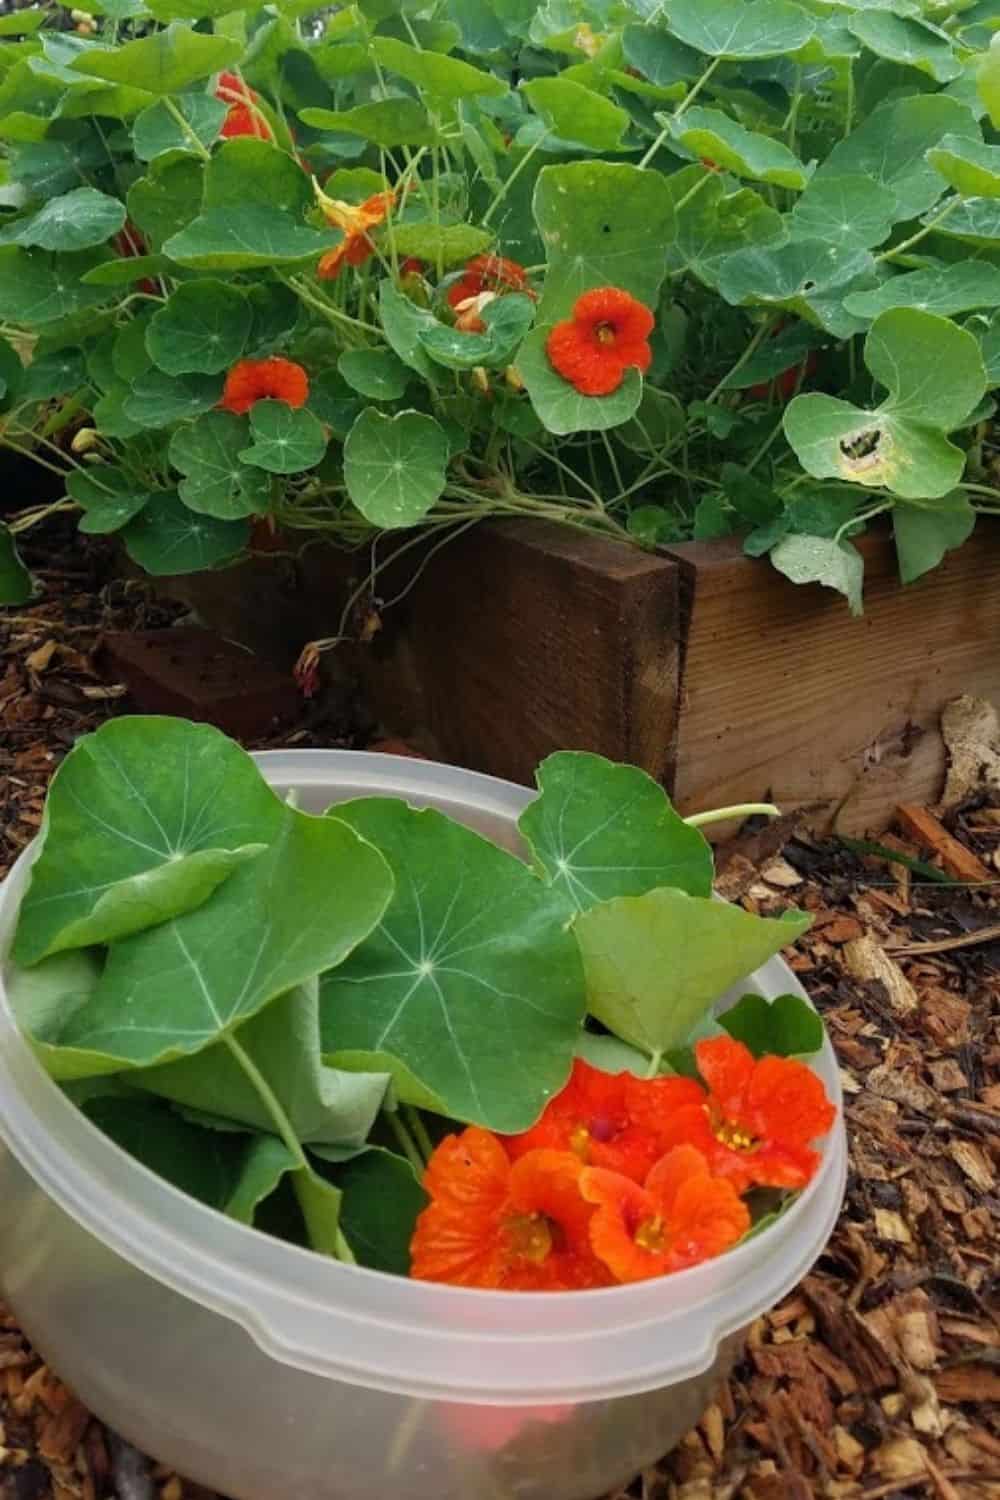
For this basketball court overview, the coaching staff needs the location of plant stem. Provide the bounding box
[482,130,551,227]
[387,1111,425,1175]
[638,56,721,169]
[644,1050,663,1079]
[684,803,781,828]
[404,1106,435,1164]
[703,314,777,405]
[876,197,961,264]
[162,96,212,162]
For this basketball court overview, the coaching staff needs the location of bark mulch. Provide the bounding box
[1,523,998,1500]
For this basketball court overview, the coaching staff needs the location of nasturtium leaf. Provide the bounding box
[204,137,311,217]
[147,280,251,376]
[0,186,125,253]
[306,368,364,438]
[533,160,675,322]
[927,133,1000,198]
[716,240,876,338]
[292,1166,345,1259]
[164,210,329,272]
[94,382,146,441]
[894,490,976,583]
[13,717,278,967]
[518,324,643,435]
[319,798,585,1132]
[112,313,155,384]
[521,77,628,151]
[50,799,393,1070]
[124,370,223,428]
[784,308,986,502]
[519,751,712,913]
[0,521,32,604]
[390,221,493,268]
[668,169,785,288]
[575,1031,650,1077]
[343,408,449,527]
[813,95,980,221]
[127,156,203,251]
[0,246,113,324]
[979,36,1000,127]
[240,400,327,474]
[338,348,411,400]
[68,23,241,95]
[418,293,535,371]
[574,889,811,1062]
[82,254,170,288]
[666,0,815,59]
[6,950,119,1080]
[670,108,810,191]
[21,346,87,401]
[790,173,898,251]
[8,135,110,203]
[135,980,391,1151]
[847,11,960,82]
[224,1137,298,1227]
[719,992,824,1057]
[334,1148,427,1275]
[844,260,1000,320]
[0,9,46,35]
[67,466,151,534]
[924,196,1000,246]
[371,35,507,101]
[121,491,249,575]
[769,534,864,614]
[299,100,435,149]
[622,24,702,86]
[378,279,438,379]
[722,323,826,389]
[133,91,227,160]
[170,411,268,520]
[245,283,300,357]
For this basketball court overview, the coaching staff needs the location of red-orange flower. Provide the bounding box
[315,187,394,281]
[447,254,533,310]
[219,357,309,415]
[581,1146,750,1283]
[546,287,654,397]
[216,71,271,141]
[655,1036,836,1194]
[400,257,426,276]
[410,1128,612,1291]
[505,1059,704,1185]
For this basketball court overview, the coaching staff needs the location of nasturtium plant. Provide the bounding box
[8,720,832,1279]
[1,0,998,609]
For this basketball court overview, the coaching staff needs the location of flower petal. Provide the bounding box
[695,1036,756,1119]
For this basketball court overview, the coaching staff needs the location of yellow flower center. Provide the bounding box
[715,1118,758,1152]
[634,1214,666,1253]
[505,1212,553,1264]
[569,1124,591,1160]
[595,322,616,346]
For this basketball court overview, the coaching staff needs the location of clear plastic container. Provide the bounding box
[0,751,847,1500]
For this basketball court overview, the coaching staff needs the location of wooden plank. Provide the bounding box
[894,804,992,883]
[661,522,1000,832]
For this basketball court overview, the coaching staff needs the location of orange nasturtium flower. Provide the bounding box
[505,1058,704,1185]
[215,71,271,141]
[410,1128,612,1291]
[219,357,309,415]
[656,1036,837,1194]
[546,287,654,397]
[314,184,395,281]
[580,1146,750,1283]
[447,253,534,311]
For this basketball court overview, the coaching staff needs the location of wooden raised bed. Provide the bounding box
[167,517,1000,833]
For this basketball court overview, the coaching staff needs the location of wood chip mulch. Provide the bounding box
[1,523,998,1500]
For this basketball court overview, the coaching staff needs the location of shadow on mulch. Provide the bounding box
[1,520,998,1500]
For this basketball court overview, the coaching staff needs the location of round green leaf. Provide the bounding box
[22,346,87,400]
[343,407,449,527]
[133,91,227,161]
[719,992,824,1057]
[519,751,713,912]
[127,156,204,251]
[0,186,126,252]
[124,370,223,428]
[12,716,279,967]
[790,173,898,251]
[0,521,32,604]
[338,348,411,400]
[894,491,975,583]
[67,465,152,534]
[169,410,266,518]
[390,221,493,268]
[417,293,535,371]
[299,99,435,149]
[517,323,643,435]
[769,535,864,614]
[147,279,251,376]
[534,161,675,322]
[121,491,249,574]
[670,108,809,191]
[927,133,1000,198]
[847,11,960,83]
[240,400,327,474]
[319,798,586,1131]
[164,208,330,272]
[68,23,242,94]
[82,254,170,287]
[0,246,114,324]
[666,0,815,58]
[716,240,876,338]
[372,35,507,101]
[522,76,629,151]
[844,260,1000,321]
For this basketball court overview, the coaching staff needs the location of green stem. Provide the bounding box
[162,95,211,162]
[876,197,960,264]
[387,1111,425,1175]
[684,802,781,828]
[8,498,76,533]
[703,314,777,405]
[482,130,551,228]
[638,56,722,170]
[672,169,715,215]
[644,1050,663,1079]
[222,1032,354,1265]
[404,1106,434,1164]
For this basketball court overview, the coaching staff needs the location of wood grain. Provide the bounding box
[660,523,1000,832]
